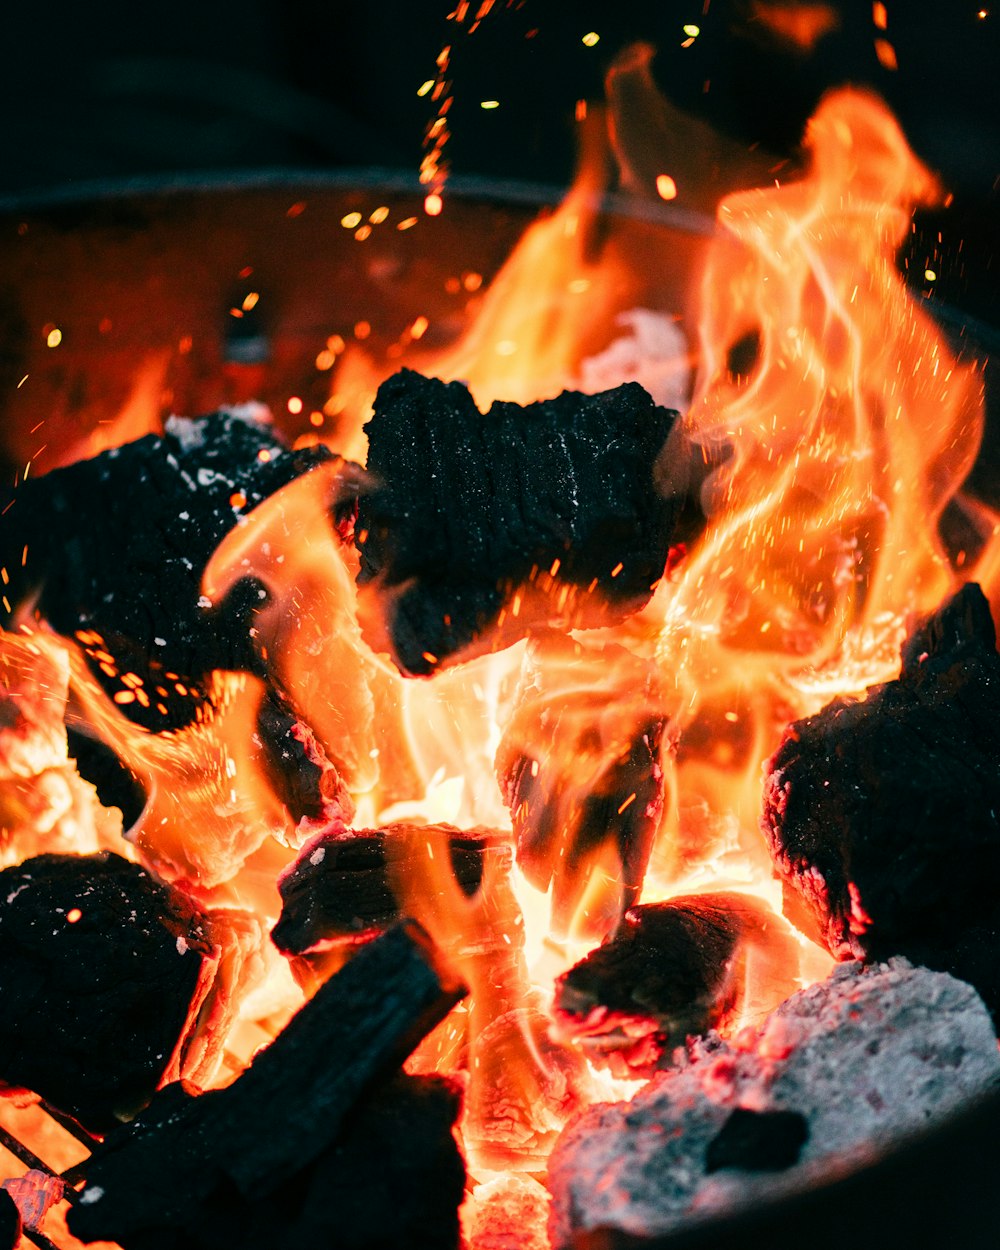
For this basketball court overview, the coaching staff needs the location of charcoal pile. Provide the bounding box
[356,370,680,675]
[0,408,335,730]
[762,582,1000,1017]
[547,960,1000,1247]
[0,851,213,1133]
[68,922,467,1250]
[552,892,799,1075]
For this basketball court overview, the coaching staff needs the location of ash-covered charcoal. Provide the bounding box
[272,823,504,954]
[0,408,334,730]
[552,893,799,1075]
[356,370,680,675]
[0,851,212,1133]
[547,960,1000,1248]
[496,635,668,938]
[762,583,1000,1004]
[68,922,466,1248]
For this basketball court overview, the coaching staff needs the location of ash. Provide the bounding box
[547,960,1000,1247]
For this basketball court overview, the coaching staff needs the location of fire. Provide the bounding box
[0,60,992,1250]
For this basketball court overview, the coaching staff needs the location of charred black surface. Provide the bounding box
[356,370,679,675]
[0,1190,20,1250]
[0,410,332,730]
[68,922,466,1248]
[254,688,351,828]
[705,1108,809,1174]
[65,727,148,830]
[0,851,209,1133]
[272,823,503,952]
[762,583,1000,1002]
[554,893,774,1071]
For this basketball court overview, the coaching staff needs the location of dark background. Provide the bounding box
[0,0,996,319]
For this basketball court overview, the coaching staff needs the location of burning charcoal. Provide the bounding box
[0,409,334,730]
[552,893,800,1075]
[0,1191,19,1250]
[272,823,505,957]
[496,635,668,938]
[761,582,1000,1012]
[547,960,1000,1248]
[704,1107,809,1173]
[68,921,466,1248]
[65,727,147,832]
[356,369,680,676]
[0,851,212,1133]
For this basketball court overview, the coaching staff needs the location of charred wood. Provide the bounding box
[0,410,333,730]
[552,893,798,1075]
[0,852,211,1133]
[254,688,354,830]
[67,921,466,1248]
[0,1191,19,1250]
[64,728,147,832]
[272,823,505,955]
[762,582,1000,1014]
[356,370,680,676]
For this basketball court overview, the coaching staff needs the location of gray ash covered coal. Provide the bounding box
[547,960,1000,1248]
[0,851,211,1133]
[552,893,797,1076]
[762,582,1000,1016]
[0,409,333,730]
[356,370,680,676]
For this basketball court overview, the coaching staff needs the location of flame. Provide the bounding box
[748,2,841,52]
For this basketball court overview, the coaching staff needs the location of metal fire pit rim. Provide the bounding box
[0,165,719,238]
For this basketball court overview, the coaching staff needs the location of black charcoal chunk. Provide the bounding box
[0,410,332,730]
[0,851,210,1132]
[0,1190,20,1250]
[356,370,679,675]
[66,727,148,830]
[762,583,1000,1008]
[705,1107,809,1173]
[254,688,353,828]
[68,923,465,1248]
[272,823,504,953]
[553,893,784,1073]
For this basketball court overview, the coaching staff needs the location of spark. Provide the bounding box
[354,225,372,241]
[656,173,679,200]
[874,37,898,68]
[17,375,27,388]
[354,321,371,340]
[66,909,82,924]
[310,411,324,427]
[46,327,62,348]
[480,99,500,109]
[287,396,304,415]
[229,492,247,509]
[286,201,306,218]
[582,31,600,46]
[397,216,418,230]
[683,23,701,36]
[411,315,429,339]
[315,350,336,370]
[924,268,937,282]
[424,192,444,216]
[872,2,887,29]
[341,211,362,229]
[241,292,259,311]
[369,206,390,223]
[417,79,435,96]
[257,449,272,463]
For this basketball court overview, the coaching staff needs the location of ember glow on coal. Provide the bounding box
[0,66,997,1250]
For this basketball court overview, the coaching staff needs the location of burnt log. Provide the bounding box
[0,409,333,730]
[68,921,466,1248]
[272,823,505,955]
[356,370,680,676]
[254,688,354,830]
[552,893,798,1075]
[0,851,211,1133]
[762,582,1000,1013]
[496,635,668,938]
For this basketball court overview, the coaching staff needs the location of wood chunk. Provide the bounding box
[356,370,680,675]
[704,1107,809,1173]
[552,893,796,1075]
[254,688,354,831]
[67,922,466,1248]
[762,583,1000,1004]
[65,727,148,831]
[0,410,332,730]
[496,636,667,938]
[0,852,211,1133]
[272,823,505,953]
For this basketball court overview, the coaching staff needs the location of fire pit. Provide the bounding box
[0,73,998,1250]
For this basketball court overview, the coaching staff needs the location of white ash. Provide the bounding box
[164,403,272,451]
[576,309,690,414]
[548,960,1000,1248]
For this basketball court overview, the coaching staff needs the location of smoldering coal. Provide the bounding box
[547,960,1000,1247]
